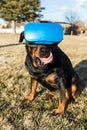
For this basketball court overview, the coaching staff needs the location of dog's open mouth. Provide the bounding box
[40,52,53,65]
[34,52,53,68]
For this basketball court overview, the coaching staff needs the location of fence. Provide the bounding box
[0,27,24,33]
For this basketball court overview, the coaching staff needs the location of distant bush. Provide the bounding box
[65,21,86,35]
[6,23,11,28]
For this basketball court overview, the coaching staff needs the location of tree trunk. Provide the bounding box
[11,20,16,33]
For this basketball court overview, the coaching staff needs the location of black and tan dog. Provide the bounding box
[23,42,80,114]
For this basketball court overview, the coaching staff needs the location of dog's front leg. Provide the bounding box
[56,78,68,114]
[56,96,67,114]
[27,78,38,101]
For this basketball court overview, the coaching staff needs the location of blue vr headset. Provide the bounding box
[24,22,63,46]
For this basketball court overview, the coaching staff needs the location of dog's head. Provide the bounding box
[26,44,54,68]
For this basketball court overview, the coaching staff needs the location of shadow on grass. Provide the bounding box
[20,88,46,110]
[0,43,24,48]
[74,59,87,92]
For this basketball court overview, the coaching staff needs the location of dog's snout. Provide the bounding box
[40,47,47,53]
[34,57,41,65]
[40,47,46,53]
[40,47,49,57]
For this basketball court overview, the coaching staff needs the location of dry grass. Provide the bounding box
[0,33,87,130]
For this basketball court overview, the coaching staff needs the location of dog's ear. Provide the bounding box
[19,31,24,42]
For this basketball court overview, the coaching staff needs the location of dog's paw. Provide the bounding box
[55,109,64,115]
[51,109,64,116]
[55,104,65,115]
[27,93,35,101]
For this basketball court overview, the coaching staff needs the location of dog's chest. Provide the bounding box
[41,73,58,89]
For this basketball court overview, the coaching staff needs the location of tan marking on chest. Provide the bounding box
[45,73,56,82]
[44,73,58,88]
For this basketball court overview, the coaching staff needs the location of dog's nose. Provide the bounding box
[40,47,50,58]
[40,47,46,53]
[40,47,48,56]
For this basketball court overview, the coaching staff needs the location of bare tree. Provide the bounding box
[65,11,79,35]
[65,11,78,24]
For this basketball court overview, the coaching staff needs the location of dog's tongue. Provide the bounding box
[40,52,53,64]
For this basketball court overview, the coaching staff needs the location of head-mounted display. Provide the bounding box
[24,22,64,46]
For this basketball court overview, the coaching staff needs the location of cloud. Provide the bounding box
[76,0,87,2]
[59,6,68,11]
[48,5,68,13]
[74,0,87,13]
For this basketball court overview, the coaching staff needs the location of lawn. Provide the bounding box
[0,33,87,130]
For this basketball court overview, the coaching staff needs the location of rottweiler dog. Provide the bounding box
[24,42,80,114]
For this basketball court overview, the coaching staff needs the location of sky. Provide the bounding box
[0,18,7,25]
[0,0,87,24]
[40,0,87,23]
